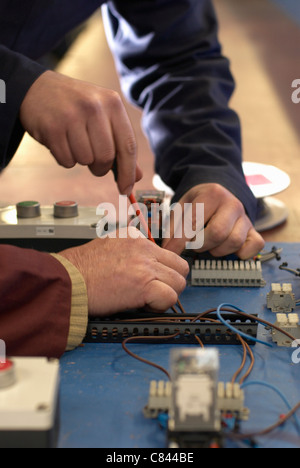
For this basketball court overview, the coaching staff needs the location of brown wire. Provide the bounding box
[194,307,299,344]
[120,307,299,347]
[121,304,297,387]
[121,326,206,380]
[121,310,212,379]
[239,341,255,385]
[230,335,255,385]
[121,312,248,381]
[176,298,186,314]
[194,334,204,348]
[228,401,300,441]
[231,335,248,384]
[122,333,179,381]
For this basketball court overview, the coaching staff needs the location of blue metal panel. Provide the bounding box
[58,243,300,448]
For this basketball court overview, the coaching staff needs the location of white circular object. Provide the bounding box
[154,163,291,200]
[242,162,290,199]
[153,162,290,232]
[254,197,289,232]
[152,175,175,197]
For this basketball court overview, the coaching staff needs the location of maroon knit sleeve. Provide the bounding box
[0,245,72,358]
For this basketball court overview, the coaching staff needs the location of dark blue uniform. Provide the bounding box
[0,0,257,221]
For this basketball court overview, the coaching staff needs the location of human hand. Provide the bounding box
[59,227,189,316]
[19,70,142,195]
[162,184,265,259]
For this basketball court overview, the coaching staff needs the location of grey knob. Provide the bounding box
[54,201,79,218]
[16,201,41,219]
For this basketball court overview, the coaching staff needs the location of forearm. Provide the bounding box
[102,0,257,222]
[0,0,101,170]
[51,254,88,352]
[0,45,46,169]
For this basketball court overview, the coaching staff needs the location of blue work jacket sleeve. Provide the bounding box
[0,45,46,169]
[0,0,100,170]
[102,0,257,222]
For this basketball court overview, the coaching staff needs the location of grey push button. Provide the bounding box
[16,201,41,219]
[54,201,79,218]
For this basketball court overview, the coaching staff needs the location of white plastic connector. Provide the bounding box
[191,259,266,287]
[217,382,249,420]
[272,313,300,347]
[267,283,295,313]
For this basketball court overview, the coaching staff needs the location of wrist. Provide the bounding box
[51,253,88,351]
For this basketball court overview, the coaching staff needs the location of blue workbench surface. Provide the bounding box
[58,243,300,448]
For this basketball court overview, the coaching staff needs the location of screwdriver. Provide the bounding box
[128,193,155,243]
[128,193,186,315]
[113,160,185,314]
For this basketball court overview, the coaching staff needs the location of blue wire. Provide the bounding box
[216,303,273,347]
[216,304,300,437]
[158,413,168,429]
[241,380,300,434]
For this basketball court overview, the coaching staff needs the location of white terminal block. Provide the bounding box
[144,379,250,422]
[272,313,300,347]
[267,283,296,313]
[144,380,172,419]
[275,313,299,328]
[191,259,265,287]
[217,382,249,421]
[0,357,60,448]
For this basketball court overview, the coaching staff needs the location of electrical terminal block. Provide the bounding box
[135,190,166,242]
[144,380,250,423]
[217,382,249,421]
[272,313,300,347]
[144,380,171,419]
[267,283,296,313]
[86,311,259,346]
[191,259,266,287]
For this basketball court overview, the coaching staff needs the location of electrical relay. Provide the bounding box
[167,348,222,448]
